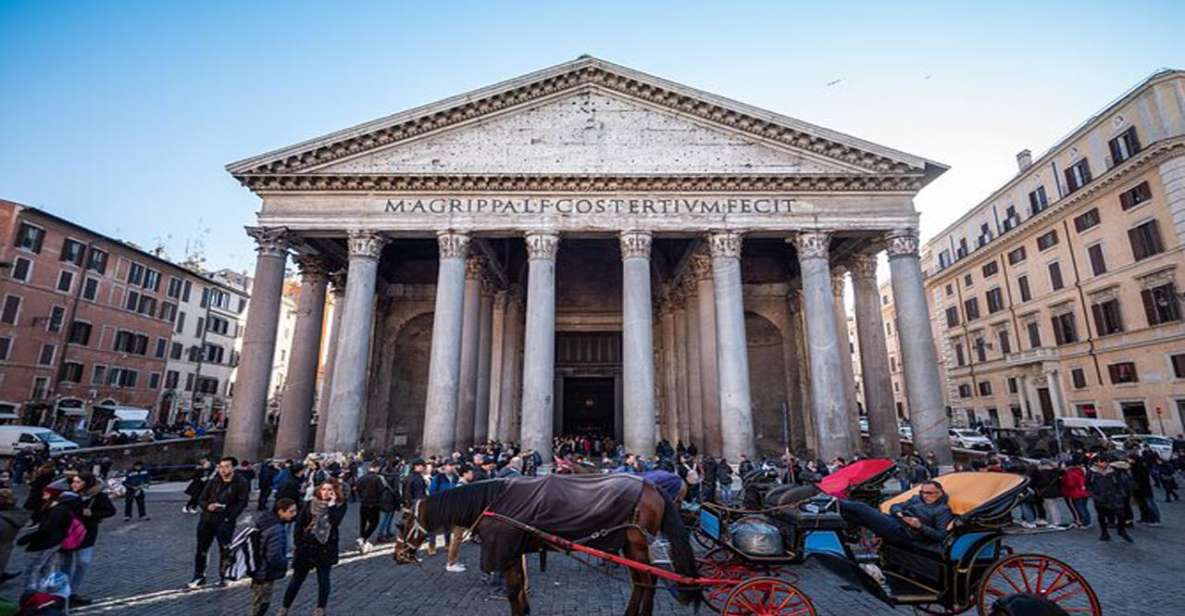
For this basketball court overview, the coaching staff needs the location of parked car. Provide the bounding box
[1055,417,1134,449]
[1120,434,1174,461]
[0,425,80,456]
[949,428,994,451]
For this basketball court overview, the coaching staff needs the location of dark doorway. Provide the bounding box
[1037,388,1055,424]
[562,377,615,437]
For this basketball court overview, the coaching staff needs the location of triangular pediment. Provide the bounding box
[227,56,946,185]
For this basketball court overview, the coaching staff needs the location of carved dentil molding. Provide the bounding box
[618,230,652,260]
[689,252,713,281]
[294,254,333,283]
[436,231,471,260]
[708,231,743,259]
[792,231,830,260]
[246,226,291,258]
[885,228,920,258]
[847,254,877,281]
[525,232,560,261]
[347,230,387,260]
[465,255,487,280]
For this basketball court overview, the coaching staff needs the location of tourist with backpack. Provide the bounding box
[58,472,115,606]
[375,462,401,543]
[17,485,82,597]
[248,498,297,616]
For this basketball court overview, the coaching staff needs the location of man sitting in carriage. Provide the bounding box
[837,479,954,544]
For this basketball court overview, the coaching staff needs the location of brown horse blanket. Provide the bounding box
[478,474,646,572]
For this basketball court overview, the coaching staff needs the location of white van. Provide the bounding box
[0,425,80,456]
[90,405,154,440]
[1055,417,1134,448]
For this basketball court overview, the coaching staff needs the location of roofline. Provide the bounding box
[226,55,947,178]
[925,67,1183,246]
[4,200,249,297]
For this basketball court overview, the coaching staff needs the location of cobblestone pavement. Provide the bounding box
[39,486,1181,615]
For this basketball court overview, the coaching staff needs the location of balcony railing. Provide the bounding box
[1005,347,1060,366]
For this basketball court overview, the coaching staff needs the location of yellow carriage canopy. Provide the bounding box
[880,473,1027,516]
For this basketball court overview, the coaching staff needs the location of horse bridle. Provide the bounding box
[393,499,428,563]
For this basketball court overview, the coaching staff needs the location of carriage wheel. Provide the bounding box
[976,554,1101,616]
[721,577,816,616]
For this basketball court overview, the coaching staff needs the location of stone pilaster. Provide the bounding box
[709,231,755,461]
[422,231,471,455]
[274,254,331,459]
[620,230,656,456]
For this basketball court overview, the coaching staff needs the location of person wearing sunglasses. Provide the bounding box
[838,480,954,544]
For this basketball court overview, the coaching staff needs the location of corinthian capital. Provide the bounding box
[328,271,347,295]
[884,228,920,258]
[708,231,743,259]
[689,252,713,281]
[294,254,333,283]
[437,231,471,260]
[791,231,830,261]
[465,255,487,280]
[847,254,877,281]
[347,230,387,260]
[618,230,652,260]
[524,232,560,261]
[246,227,290,258]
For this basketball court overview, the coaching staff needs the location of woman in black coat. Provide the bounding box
[280,479,347,616]
[60,472,115,605]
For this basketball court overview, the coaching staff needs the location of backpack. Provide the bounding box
[221,527,260,582]
[378,476,399,513]
[60,517,87,551]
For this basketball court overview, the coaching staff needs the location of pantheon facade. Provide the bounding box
[223,57,954,467]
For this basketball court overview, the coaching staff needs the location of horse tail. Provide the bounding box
[658,488,701,607]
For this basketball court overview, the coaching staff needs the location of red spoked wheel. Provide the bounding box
[976,554,1101,616]
[721,577,816,616]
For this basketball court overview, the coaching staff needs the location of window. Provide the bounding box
[187,346,201,362]
[1051,312,1078,345]
[1027,321,1042,348]
[1087,244,1107,276]
[175,311,186,334]
[1119,181,1152,211]
[1007,246,1027,265]
[978,381,992,396]
[974,337,987,362]
[1048,262,1064,291]
[148,373,160,390]
[957,238,969,259]
[1142,283,1181,325]
[196,377,220,395]
[982,261,999,278]
[203,344,225,364]
[108,368,138,388]
[56,270,74,293]
[137,295,156,317]
[945,283,954,295]
[986,288,1004,314]
[31,377,49,399]
[964,297,980,321]
[1108,362,1138,384]
[82,277,99,301]
[958,384,973,398]
[885,321,892,336]
[954,340,966,367]
[182,280,192,302]
[165,370,179,389]
[945,306,960,328]
[1037,230,1059,251]
[1092,299,1124,335]
[47,306,64,332]
[159,301,177,323]
[964,273,974,288]
[91,365,106,385]
[1008,377,1018,394]
[1071,368,1087,389]
[1108,127,1140,164]
[68,321,92,345]
[15,222,45,253]
[1064,158,1092,193]
[170,342,183,360]
[207,316,230,335]
[113,330,149,355]
[125,290,140,312]
[195,318,204,336]
[59,361,84,383]
[1018,276,1032,302]
[1003,205,1020,231]
[1128,220,1164,261]
[1172,354,1185,379]
[185,373,195,392]
[998,330,1012,355]
[11,257,31,282]
[37,343,55,366]
[1073,208,1101,232]
[60,239,86,266]
[154,338,167,359]
[1028,186,1049,216]
[143,269,160,292]
[977,222,993,248]
[127,262,145,286]
[0,337,10,360]
[167,277,183,299]
[1,296,21,324]
[86,248,108,274]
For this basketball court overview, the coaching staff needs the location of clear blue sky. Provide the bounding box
[2,0,1182,273]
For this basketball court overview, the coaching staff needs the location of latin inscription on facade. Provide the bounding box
[385,197,796,217]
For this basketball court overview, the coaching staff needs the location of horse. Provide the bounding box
[393,474,700,616]
[555,456,689,504]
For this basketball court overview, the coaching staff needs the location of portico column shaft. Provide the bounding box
[709,231,755,461]
[783,292,809,454]
[850,255,902,458]
[672,302,691,445]
[496,292,523,441]
[324,231,386,453]
[621,231,657,456]
[314,274,346,451]
[887,228,953,466]
[660,304,680,443]
[474,285,495,444]
[487,291,508,440]
[225,227,289,462]
[832,271,862,453]
[274,256,330,459]
[455,256,484,449]
[422,232,470,456]
[682,279,705,448]
[521,233,559,466]
[692,253,723,456]
[794,231,851,461]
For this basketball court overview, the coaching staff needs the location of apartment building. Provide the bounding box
[921,69,1185,436]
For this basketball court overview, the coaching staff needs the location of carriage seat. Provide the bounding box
[878,472,1027,519]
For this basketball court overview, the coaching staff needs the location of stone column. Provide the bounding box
[455,256,484,450]
[709,231,755,461]
[323,231,386,453]
[314,272,346,451]
[422,231,470,456]
[487,291,508,440]
[474,281,495,444]
[832,270,862,454]
[225,227,289,461]
[782,289,809,454]
[521,232,559,467]
[887,228,953,466]
[496,291,523,442]
[274,255,331,459]
[849,254,902,458]
[691,252,724,456]
[681,277,705,448]
[672,297,691,446]
[659,300,681,444]
[793,231,851,462]
[620,231,657,456]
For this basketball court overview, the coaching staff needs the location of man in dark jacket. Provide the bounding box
[123,461,151,521]
[1087,455,1134,542]
[257,460,277,511]
[248,498,297,616]
[353,463,384,552]
[188,456,250,589]
[182,458,213,515]
[839,480,954,544]
[273,463,304,504]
